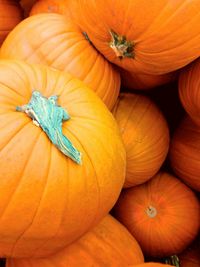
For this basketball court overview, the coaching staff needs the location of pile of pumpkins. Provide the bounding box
[0,0,199,266]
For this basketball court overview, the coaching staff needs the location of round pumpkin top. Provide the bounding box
[0,60,126,258]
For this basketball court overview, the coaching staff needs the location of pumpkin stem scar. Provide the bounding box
[164,255,180,267]
[109,29,134,59]
[146,205,157,218]
[16,91,82,164]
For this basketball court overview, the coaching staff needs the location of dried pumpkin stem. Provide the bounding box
[164,255,180,267]
[109,29,134,59]
[146,206,157,218]
[16,91,82,164]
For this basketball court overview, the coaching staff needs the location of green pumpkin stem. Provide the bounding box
[109,29,134,59]
[16,91,82,164]
[164,255,180,267]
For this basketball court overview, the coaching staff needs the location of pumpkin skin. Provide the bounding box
[179,58,200,126]
[112,93,169,187]
[0,60,126,258]
[0,13,120,110]
[30,0,70,17]
[121,69,177,90]
[6,215,144,267]
[20,0,36,17]
[169,116,200,191]
[128,264,173,267]
[113,172,200,257]
[68,0,200,74]
[178,236,200,267]
[0,0,23,46]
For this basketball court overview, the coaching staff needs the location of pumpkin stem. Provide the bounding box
[146,206,157,218]
[109,29,134,59]
[16,91,82,164]
[164,255,180,267]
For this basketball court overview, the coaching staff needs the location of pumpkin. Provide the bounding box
[0,13,120,110]
[0,59,126,258]
[30,0,70,17]
[6,214,144,267]
[113,172,200,257]
[179,58,200,126]
[68,0,200,74]
[121,69,177,90]
[0,0,23,46]
[169,116,200,191]
[112,93,169,187]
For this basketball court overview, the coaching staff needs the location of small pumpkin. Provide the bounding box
[68,0,200,74]
[0,13,120,110]
[179,58,200,126]
[0,59,126,258]
[169,116,200,191]
[0,0,23,46]
[112,93,169,187]
[113,172,200,257]
[30,0,70,17]
[6,214,144,267]
[121,69,176,90]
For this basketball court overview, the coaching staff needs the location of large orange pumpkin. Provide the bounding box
[112,93,169,187]
[6,214,144,267]
[0,13,120,110]
[0,0,23,46]
[179,58,200,126]
[113,172,200,257]
[0,59,126,258]
[30,0,70,17]
[68,0,200,74]
[169,116,200,191]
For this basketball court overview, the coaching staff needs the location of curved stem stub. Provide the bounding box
[109,29,134,59]
[16,91,82,165]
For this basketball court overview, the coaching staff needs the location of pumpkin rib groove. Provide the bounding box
[0,120,33,153]
[63,125,102,229]
[131,1,170,42]
[139,30,200,55]
[10,138,52,257]
[22,29,69,63]
[0,128,42,224]
[31,149,70,258]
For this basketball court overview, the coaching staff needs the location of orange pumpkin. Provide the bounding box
[113,172,200,257]
[0,13,120,110]
[68,0,200,74]
[0,0,23,46]
[121,69,177,90]
[112,93,169,187]
[30,0,70,17]
[179,58,200,126]
[0,59,126,258]
[6,214,144,267]
[169,116,200,191]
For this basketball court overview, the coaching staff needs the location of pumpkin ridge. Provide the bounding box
[0,128,42,223]
[10,136,52,257]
